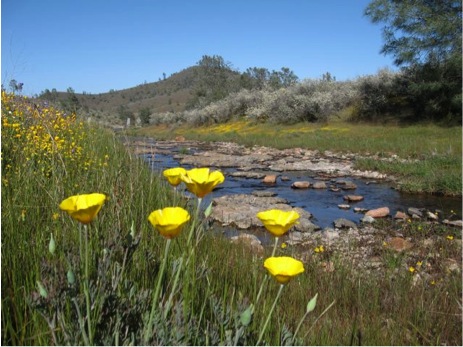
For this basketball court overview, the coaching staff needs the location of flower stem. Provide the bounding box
[271,237,279,257]
[256,284,285,345]
[144,238,172,344]
[163,256,184,319]
[83,225,93,345]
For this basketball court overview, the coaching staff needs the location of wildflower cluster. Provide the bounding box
[1,91,109,183]
[36,164,324,345]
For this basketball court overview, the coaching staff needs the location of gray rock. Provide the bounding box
[407,207,423,218]
[228,171,266,179]
[210,194,317,233]
[312,181,327,189]
[333,218,357,229]
[322,228,340,241]
[252,190,277,197]
[361,215,376,224]
[230,233,264,255]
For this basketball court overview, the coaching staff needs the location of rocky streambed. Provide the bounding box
[125,137,462,280]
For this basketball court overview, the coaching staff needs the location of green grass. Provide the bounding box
[136,120,462,196]
[2,94,462,345]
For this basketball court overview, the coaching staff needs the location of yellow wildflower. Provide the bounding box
[59,193,106,224]
[256,209,300,237]
[148,207,190,239]
[264,256,305,284]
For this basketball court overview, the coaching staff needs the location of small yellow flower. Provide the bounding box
[59,193,106,224]
[416,261,423,268]
[20,209,26,222]
[430,280,436,285]
[409,266,416,273]
[314,245,324,253]
[281,242,287,249]
[382,241,388,247]
[256,209,300,237]
[181,168,225,198]
[163,167,187,187]
[52,212,60,221]
[148,207,190,239]
[264,256,305,284]
[446,235,454,240]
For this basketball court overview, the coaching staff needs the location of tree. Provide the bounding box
[364,0,462,122]
[9,79,23,93]
[139,107,151,125]
[189,55,240,108]
[365,0,462,66]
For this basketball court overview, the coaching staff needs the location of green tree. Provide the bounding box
[189,55,240,108]
[364,0,462,122]
[139,107,151,125]
[365,0,461,66]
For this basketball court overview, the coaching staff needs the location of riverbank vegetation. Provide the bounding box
[2,91,462,345]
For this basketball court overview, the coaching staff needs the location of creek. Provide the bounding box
[135,139,461,230]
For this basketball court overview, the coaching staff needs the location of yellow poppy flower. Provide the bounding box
[181,168,225,198]
[59,193,106,224]
[256,209,300,237]
[163,167,187,187]
[148,207,190,239]
[264,256,305,284]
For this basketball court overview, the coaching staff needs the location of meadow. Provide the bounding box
[2,92,462,345]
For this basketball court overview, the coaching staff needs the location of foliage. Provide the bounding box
[365,0,462,66]
[139,107,151,125]
[364,0,462,123]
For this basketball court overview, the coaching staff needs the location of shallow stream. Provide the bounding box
[139,141,461,230]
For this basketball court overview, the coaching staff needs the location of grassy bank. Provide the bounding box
[2,93,461,345]
[137,120,462,196]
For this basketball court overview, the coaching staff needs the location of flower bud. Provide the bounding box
[306,293,318,313]
[36,280,48,298]
[67,269,75,285]
[48,233,56,255]
[240,304,254,326]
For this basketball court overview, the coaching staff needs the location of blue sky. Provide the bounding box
[2,0,396,96]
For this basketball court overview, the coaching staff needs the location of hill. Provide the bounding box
[38,64,242,125]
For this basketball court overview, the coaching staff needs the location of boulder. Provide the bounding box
[385,237,413,252]
[262,174,277,184]
[343,195,364,202]
[333,218,357,229]
[231,233,264,255]
[407,207,423,218]
[361,215,376,224]
[442,219,463,228]
[312,181,327,189]
[291,181,311,189]
[365,207,390,218]
[210,194,318,233]
[394,211,408,220]
[229,171,266,179]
